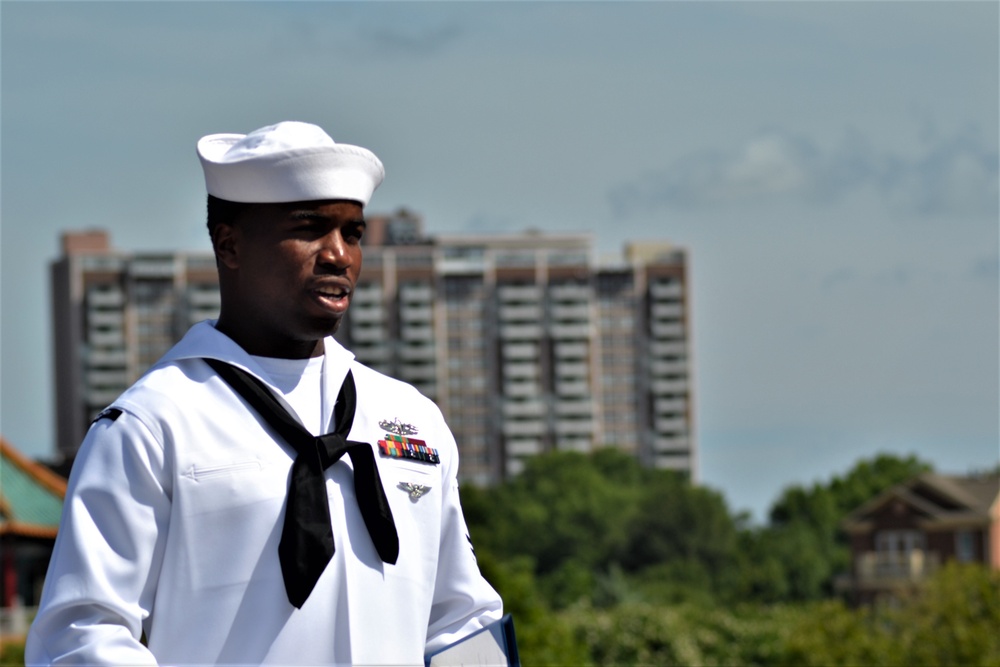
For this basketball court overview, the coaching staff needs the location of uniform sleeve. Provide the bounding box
[25,411,171,666]
[424,424,503,654]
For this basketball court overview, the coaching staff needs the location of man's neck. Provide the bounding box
[214,317,325,359]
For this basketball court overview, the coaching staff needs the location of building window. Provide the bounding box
[875,529,925,559]
[955,530,976,563]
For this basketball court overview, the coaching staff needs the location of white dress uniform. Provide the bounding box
[26,321,503,666]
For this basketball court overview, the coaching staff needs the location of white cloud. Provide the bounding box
[610,125,999,220]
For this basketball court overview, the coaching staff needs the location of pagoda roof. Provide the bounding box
[0,436,66,539]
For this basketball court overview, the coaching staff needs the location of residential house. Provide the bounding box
[839,470,999,605]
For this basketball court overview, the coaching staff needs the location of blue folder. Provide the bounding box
[424,614,520,667]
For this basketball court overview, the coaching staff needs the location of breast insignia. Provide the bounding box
[379,418,419,435]
[398,481,432,502]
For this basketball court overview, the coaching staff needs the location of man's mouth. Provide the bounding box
[312,285,352,312]
[314,287,351,299]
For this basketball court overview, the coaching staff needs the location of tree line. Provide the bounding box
[460,449,1000,665]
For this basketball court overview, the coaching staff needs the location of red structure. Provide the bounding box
[0,437,67,614]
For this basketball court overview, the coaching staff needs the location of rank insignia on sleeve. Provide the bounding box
[398,481,432,501]
[378,434,441,465]
[379,418,419,436]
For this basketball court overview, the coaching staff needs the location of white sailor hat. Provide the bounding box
[197,121,385,205]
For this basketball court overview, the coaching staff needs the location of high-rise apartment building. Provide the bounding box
[51,215,695,485]
[343,212,695,485]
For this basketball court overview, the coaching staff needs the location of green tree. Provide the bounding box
[752,452,933,601]
[463,449,643,577]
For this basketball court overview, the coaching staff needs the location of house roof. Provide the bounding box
[0,436,66,539]
[843,470,1000,531]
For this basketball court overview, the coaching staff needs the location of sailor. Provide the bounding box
[27,121,503,665]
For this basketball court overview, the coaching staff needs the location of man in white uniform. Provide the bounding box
[27,121,503,665]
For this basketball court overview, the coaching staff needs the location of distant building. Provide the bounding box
[1,436,66,633]
[51,213,696,485]
[341,212,695,484]
[838,471,1000,605]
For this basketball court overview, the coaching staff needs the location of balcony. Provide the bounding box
[439,257,485,274]
[348,307,385,324]
[554,362,588,379]
[187,289,220,306]
[650,322,685,339]
[130,258,176,277]
[654,397,688,414]
[654,416,688,433]
[88,331,125,346]
[350,326,387,343]
[555,400,592,417]
[650,341,687,357]
[549,284,590,301]
[550,323,590,340]
[555,380,589,397]
[400,364,437,381]
[86,289,125,307]
[400,326,434,342]
[502,400,545,418]
[553,342,588,359]
[85,388,124,406]
[87,311,124,327]
[650,378,689,394]
[86,350,128,367]
[652,452,691,471]
[852,550,941,588]
[399,344,436,362]
[502,420,546,437]
[651,303,684,319]
[551,304,590,321]
[399,284,434,301]
[86,370,129,387]
[503,362,539,380]
[353,344,390,363]
[653,434,690,452]
[650,359,686,377]
[500,324,542,340]
[503,381,541,398]
[498,285,541,302]
[352,286,383,306]
[502,343,538,360]
[399,305,433,323]
[555,419,594,436]
[556,438,591,453]
[649,281,683,299]
[506,439,543,457]
[499,304,542,321]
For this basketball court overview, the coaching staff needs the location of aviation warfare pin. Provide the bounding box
[398,481,432,501]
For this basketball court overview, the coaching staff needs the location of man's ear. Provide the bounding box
[211,222,241,270]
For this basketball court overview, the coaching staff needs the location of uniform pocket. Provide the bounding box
[184,459,262,480]
[176,458,287,590]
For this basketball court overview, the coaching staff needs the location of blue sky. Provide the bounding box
[2,1,997,520]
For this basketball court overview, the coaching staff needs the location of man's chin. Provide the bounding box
[304,313,346,339]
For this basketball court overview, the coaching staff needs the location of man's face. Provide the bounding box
[214,199,365,358]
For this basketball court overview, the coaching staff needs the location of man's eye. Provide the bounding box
[290,220,319,232]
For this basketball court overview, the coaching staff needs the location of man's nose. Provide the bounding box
[318,232,350,268]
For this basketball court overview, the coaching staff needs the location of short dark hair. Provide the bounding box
[206,195,249,235]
